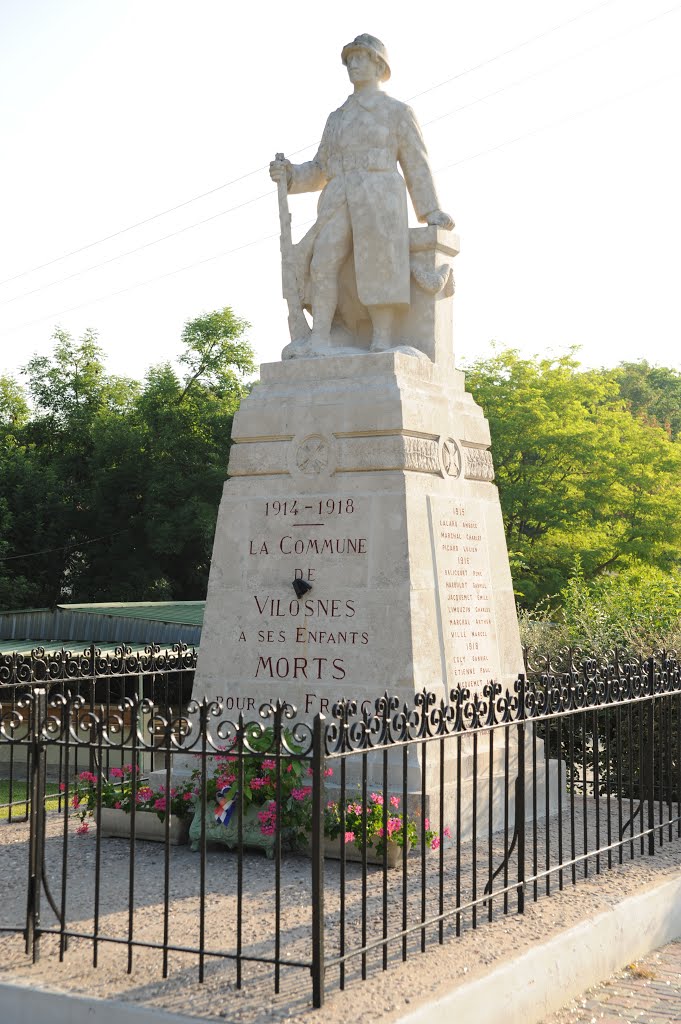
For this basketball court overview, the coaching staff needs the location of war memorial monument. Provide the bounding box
[190,34,554,819]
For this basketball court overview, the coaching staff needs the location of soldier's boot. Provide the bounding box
[368,305,395,352]
[309,278,338,352]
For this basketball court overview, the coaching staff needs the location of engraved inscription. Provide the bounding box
[430,496,501,690]
[237,495,370,698]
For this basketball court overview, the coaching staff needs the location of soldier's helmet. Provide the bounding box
[341,34,391,82]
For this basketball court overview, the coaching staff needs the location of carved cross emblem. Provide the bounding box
[440,438,462,477]
[296,436,329,475]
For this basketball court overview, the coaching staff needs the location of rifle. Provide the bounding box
[274,153,310,342]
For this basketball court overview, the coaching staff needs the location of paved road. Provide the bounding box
[542,939,681,1023]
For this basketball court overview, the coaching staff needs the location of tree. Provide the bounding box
[463,349,681,606]
[608,360,681,441]
[178,308,255,403]
[0,310,255,610]
[0,376,29,428]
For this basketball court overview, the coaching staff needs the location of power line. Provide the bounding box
[2,221,312,333]
[5,2,676,311]
[436,68,680,175]
[0,0,626,291]
[0,188,276,307]
[0,529,130,563]
[420,1,681,132]
[0,141,313,292]
[4,66,676,337]
[409,0,621,102]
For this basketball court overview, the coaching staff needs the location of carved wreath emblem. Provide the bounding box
[295,435,330,475]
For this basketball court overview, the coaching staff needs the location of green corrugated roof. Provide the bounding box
[57,602,205,626]
[0,607,50,616]
[0,639,196,658]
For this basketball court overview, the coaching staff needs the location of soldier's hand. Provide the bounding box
[270,156,292,186]
[426,210,455,231]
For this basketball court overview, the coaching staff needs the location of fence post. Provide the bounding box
[311,712,326,1009]
[516,675,526,914]
[26,685,48,962]
[646,658,656,857]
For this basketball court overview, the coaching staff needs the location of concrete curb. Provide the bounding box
[395,873,681,1024]
[0,982,204,1024]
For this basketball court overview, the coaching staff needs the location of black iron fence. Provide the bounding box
[1,645,680,1009]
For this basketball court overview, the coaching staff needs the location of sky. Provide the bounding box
[1,0,680,386]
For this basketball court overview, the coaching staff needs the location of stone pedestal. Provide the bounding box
[195,351,513,711]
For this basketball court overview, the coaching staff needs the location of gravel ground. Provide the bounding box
[2,803,681,1024]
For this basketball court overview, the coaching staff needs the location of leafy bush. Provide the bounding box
[520,561,681,660]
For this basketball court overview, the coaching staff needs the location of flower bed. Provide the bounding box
[69,738,450,863]
[187,733,448,863]
[70,764,196,836]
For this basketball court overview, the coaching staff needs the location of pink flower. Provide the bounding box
[326,800,336,809]
[183,792,194,801]
[217,773,236,787]
[443,826,452,839]
[109,767,124,779]
[344,831,356,844]
[424,818,430,830]
[137,787,154,802]
[431,836,440,850]
[390,795,400,808]
[59,782,66,793]
[262,759,276,771]
[78,770,98,784]
[306,766,314,777]
[75,821,90,835]
[291,787,312,802]
[387,817,402,836]
[114,801,122,809]
[348,803,363,815]
[153,797,167,812]
[71,794,81,808]
[170,788,177,797]
[370,793,383,806]
[324,767,334,777]
[251,777,269,790]
[258,804,277,836]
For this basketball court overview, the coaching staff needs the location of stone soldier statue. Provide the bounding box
[270,33,454,359]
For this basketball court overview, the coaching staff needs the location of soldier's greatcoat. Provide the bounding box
[289,90,440,309]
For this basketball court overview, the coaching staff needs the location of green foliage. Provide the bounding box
[464,348,681,607]
[0,308,254,609]
[609,360,681,441]
[0,376,29,428]
[519,560,681,658]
